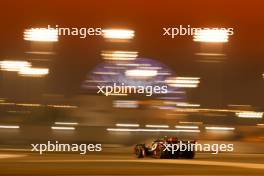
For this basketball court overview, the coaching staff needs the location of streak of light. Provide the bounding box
[113,100,138,108]
[257,124,264,128]
[236,111,263,118]
[179,121,203,125]
[145,124,169,128]
[16,103,41,107]
[116,123,140,127]
[51,126,75,130]
[195,53,226,56]
[0,125,20,129]
[24,28,58,42]
[125,69,157,77]
[54,122,78,125]
[166,77,200,88]
[93,71,118,75]
[0,102,16,105]
[102,29,134,40]
[101,51,138,60]
[175,125,199,129]
[193,28,229,43]
[0,60,31,72]
[205,126,235,131]
[107,128,200,133]
[48,105,78,108]
[18,67,49,77]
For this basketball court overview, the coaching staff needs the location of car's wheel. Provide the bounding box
[135,146,144,158]
[184,151,195,159]
[172,152,179,159]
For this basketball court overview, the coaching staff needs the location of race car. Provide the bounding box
[134,136,195,159]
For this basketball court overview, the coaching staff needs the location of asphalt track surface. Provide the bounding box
[0,151,263,175]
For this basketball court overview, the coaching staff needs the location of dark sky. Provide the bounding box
[0,0,263,107]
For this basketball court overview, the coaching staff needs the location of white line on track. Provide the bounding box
[22,159,264,170]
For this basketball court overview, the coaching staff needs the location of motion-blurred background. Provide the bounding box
[0,0,264,153]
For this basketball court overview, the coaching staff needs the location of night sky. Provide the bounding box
[0,0,263,107]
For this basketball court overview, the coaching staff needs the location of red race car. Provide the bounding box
[134,136,196,159]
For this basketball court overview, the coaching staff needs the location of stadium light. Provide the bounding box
[18,67,49,77]
[24,28,58,42]
[54,122,78,125]
[0,125,20,129]
[165,77,200,88]
[175,125,199,129]
[125,69,157,77]
[51,126,75,130]
[107,128,200,133]
[101,51,138,60]
[0,60,31,72]
[193,29,229,43]
[145,124,169,128]
[205,126,235,131]
[116,123,140,127]
[236,111,263,118]
[102,29,135,40]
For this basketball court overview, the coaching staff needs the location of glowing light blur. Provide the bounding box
[257,124,264,127]
[176,102,200,107]
[82,57,184,101]
[116,63,150,67]
[179,121,203,125]
[48,105,78,109]
[169,84,198,88]
[24,28,58,42]
[193,29,229,43]
[175,125,199,129]
[102,29,134,40]
[166,77,200,88]
[0,60,31,72]
[107,128,200,133]
[25,51,56,55]
[16,103,41,107]
[116,123,139,127]
[54,122,78,125]
[125,69,157,77]
[51,126,75,130]
[93,71,118,75]
[145,124,169,128]
[195,53,226,56]
[236,111,263,118]
[0,125,20,129]
[18,67,49,77]
[205,126,235,131]
[0,102,16,106]
[101,51,138,60]
[113,100,138,108]
[228,104,251,108]
[175,80,199,84]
